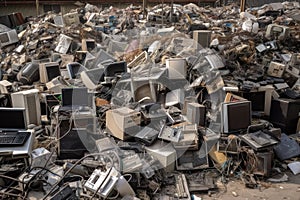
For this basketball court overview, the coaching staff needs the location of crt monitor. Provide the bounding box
[67,62,86,79]
[46,64,61,81]
[104,61,127,77]
[0,29,19,47]
[40,62,61,83]
[222,101,251,133]
[81,68,104,87]
[61,87,89,107]
[0,107,27,130]
[242,91,265,113]
[133,80,157,103]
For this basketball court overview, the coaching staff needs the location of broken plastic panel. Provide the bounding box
[55,34,73,54]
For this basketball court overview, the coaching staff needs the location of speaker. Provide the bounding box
[269,98,300,134]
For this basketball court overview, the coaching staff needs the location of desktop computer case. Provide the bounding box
[11,89,41,125]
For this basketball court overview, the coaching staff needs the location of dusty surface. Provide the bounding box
[197,172,300,200]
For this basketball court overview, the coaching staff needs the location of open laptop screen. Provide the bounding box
[0,108,27,130]
[61,87,89,107]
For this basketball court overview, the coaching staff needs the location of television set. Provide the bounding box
[39,62,61,83]
[0,107,27,130]
[0,29,19,47]
[67,62,87,79]
[61,87,90,108]
[221,101,251,134]
[104,61,127,78]
[80,68,104,90]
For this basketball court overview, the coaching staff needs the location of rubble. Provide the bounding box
[0,1,299,199]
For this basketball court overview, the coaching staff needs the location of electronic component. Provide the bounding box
[106,107,141,140]
[121,154,143,173]
[128,51,148,68]
[0,131,30,146]
[134,126,158,146]
[267,61,285,78]
[0,29,19,47]
[49,185,78,200]
[145,141,176,172]
[240,133,278,151]
[173,124,199,150]
[85,167,119,198]
[158,125,182,143]
[11,89,41,125]
[186,103,206,126]
[193,30,211,48]
[221,101,251,134]
[174,174,191,200]
[166,58,187,80]
[0,80,12,94]
[265,24,290,40]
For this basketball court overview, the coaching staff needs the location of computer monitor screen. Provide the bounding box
[104,61,127,77]
[46,64,61,81]
[222,101,251,133]
[62,87,89,107]
[0,32,9,43]
[242,91,265,112]
[67,62,86,79]
[0,108,26,130]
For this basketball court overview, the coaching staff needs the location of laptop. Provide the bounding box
[0,108,34,156]
[59,87,91,112]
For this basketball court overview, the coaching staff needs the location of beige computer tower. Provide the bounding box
[11,89,41,125]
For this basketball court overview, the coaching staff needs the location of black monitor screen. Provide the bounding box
[242,91,265,112]
[104,61,127,77]
[62,87,89,107]
[227,101,251,132]
[46,65,61,81]
[0,32,9,43]
[0,108,26,129]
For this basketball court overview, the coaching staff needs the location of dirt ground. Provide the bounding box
[197,172,300,200]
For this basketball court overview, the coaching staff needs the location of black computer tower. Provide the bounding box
[58,117,94,159]
[269,98,300,134]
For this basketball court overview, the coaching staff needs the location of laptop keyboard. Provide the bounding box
[0,131,30,146]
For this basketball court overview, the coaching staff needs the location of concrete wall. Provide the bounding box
[0,4,78,18]
[0,4,37,18]
[246,0,300,7]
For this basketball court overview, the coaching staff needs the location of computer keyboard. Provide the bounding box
[0,131,30,146]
